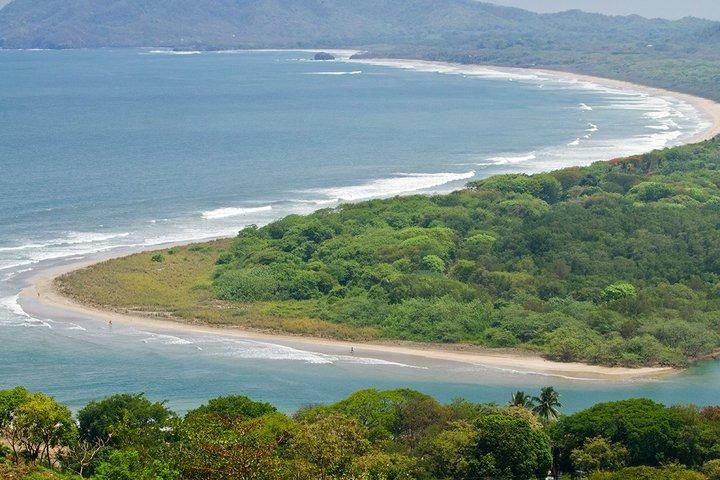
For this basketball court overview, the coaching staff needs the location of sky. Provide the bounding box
[487,0,720,21]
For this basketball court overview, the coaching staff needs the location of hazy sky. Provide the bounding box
[487,0,720,21]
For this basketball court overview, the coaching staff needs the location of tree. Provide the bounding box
[187,395,276,421]
[509,391,535,409]
[425,421,478,480]
[289,413,371,480]
[392,395,449,450]
[602,283,637,303]
[92,449,178,480]
[588,464,706,480]
[471,413,552,479]
[177,414,286,480]
[348,451,416,480]
[77,393,175,449]
[421,255,446,273]
[571,436,629,473]
[702,459,720,480]
[532,387,562,423]
[552,399,689,470]
[329,389,425,442]
[12,392,76,467]
[0,386,30,463]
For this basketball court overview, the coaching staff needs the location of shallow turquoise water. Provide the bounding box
[0,48,715,413]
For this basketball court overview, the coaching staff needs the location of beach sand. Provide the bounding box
[20,55,720,383]
[21,259,675,381]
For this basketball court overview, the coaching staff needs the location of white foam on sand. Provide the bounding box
[202,205,273,220]
[0,295,53,328]
[307,171,476,202]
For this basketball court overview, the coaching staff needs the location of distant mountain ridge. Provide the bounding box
[0,0,716,51]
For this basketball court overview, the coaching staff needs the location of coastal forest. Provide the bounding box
[3,385,720,479]
[60,137,720,368]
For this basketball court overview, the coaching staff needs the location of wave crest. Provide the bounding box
[202,205,273,220]
[308,171,476,202]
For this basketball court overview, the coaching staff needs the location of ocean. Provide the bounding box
[0,48,716,413]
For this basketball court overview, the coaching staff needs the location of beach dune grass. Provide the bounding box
[55,239,380,340]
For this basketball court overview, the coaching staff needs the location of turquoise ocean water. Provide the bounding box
[0,48,716,413]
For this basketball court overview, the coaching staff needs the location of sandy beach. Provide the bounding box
[18,54,720,383]
[20,258,675,381]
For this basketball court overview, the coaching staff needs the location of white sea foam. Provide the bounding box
[586,123,599,132]
[567,138,581,146]
[148,50,202,55]
[484,152,537,165]
[3,268,34,280]
[0,295,53,328]
[308,171,475,202]
[0,231,130,252]
[0,295,30,318]
[202,205,273,220]
[579,103,593,111]
[305,71,362,75]
[140,333,194,345]
[214,339,419,367]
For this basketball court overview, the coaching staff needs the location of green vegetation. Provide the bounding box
[60,137,720,367]
[211,137,720,367]
[3,386,720,479]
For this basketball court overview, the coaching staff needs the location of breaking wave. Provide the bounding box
[202,205,273,220]
[307,171,476,202]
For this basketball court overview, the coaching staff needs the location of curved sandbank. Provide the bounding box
[20,263,675,381]
[20,55,720,382]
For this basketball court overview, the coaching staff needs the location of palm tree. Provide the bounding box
[532,387,562,423]
[508,391,534,409]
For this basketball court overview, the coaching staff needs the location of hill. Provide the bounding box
[0,0,715,51]
[58,136,720,368]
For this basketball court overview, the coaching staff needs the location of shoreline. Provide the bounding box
[20,258,675,381]
[340,55,720,144]
[14,52,720,382]
[153,47,720,142]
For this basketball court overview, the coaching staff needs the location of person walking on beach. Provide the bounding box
[350,346,354,355]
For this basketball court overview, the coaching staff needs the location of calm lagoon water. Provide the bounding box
[0,48,716,413]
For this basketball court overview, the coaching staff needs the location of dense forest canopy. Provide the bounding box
[2,0,720,100]
[209,137,720,367]
[2,386,720,479]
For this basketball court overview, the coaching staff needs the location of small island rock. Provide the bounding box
[314,52,335,61]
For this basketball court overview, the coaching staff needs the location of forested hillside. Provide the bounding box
[3,385,720,479]
[210,137,720,367]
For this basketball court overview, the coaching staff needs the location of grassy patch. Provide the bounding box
[56,239,379,340]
